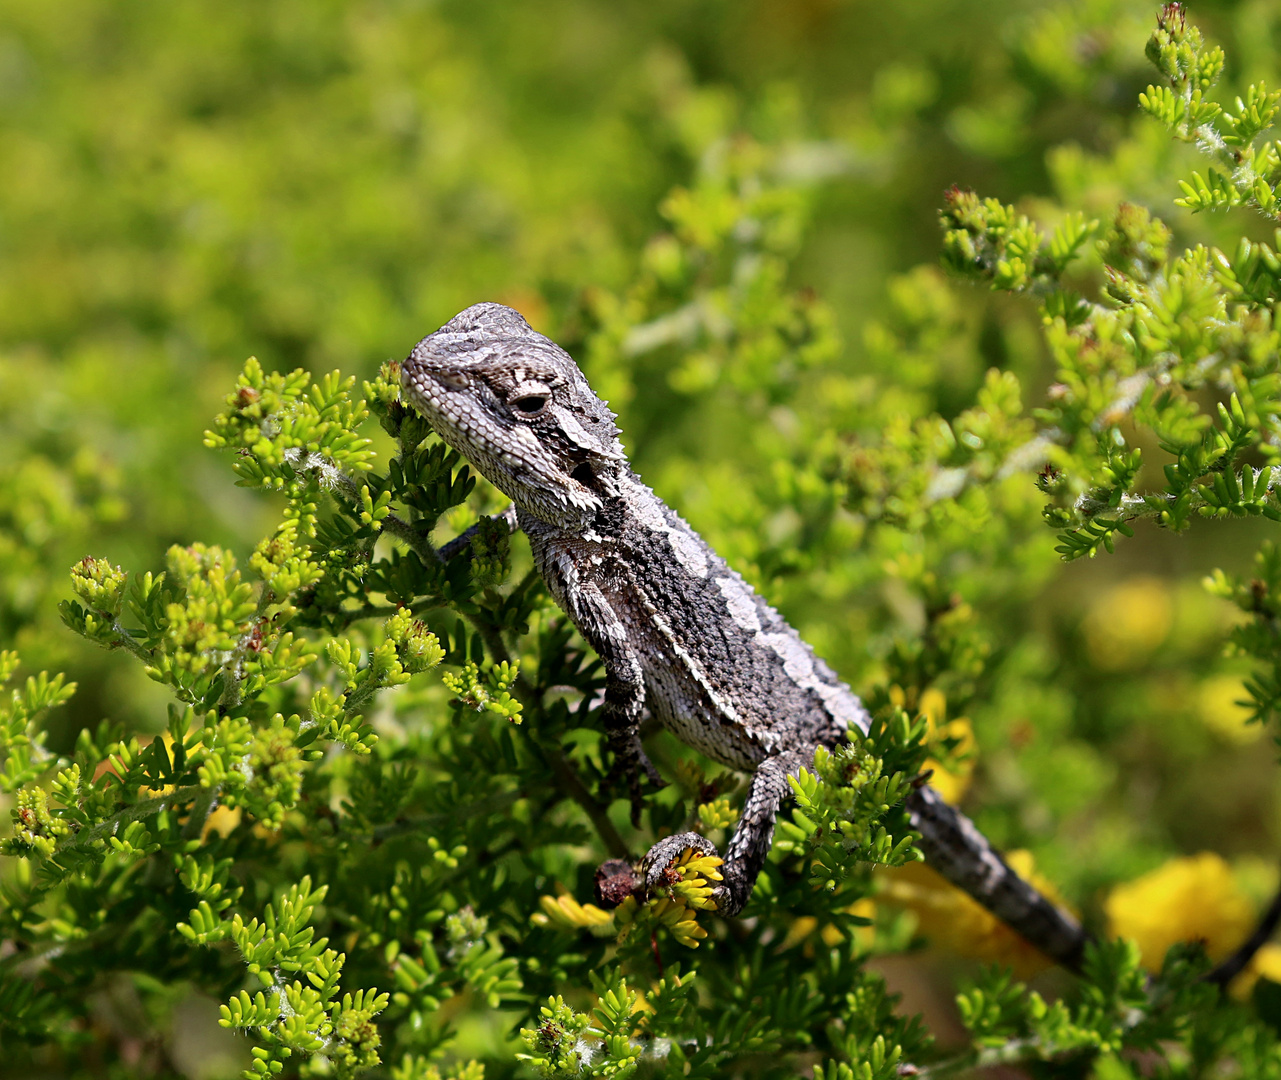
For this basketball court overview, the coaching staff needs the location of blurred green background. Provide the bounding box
[4,0,1281,1051]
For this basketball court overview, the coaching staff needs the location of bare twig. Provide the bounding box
[1205,864,1281,989]
[541,742,630,860]
[180,786,220,840]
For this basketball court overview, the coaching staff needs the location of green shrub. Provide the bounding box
[5,2,1281,1077]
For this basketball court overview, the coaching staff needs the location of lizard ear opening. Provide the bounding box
[570,461,600,491]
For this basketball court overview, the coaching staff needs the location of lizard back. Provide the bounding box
[523,470,871,771]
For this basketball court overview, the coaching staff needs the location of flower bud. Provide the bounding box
[70,557,127,616]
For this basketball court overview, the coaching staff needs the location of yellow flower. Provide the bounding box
[778,898,877,952]
[889,685,976,804]
[1197,675,1262,744]
[203,804,243,838]
[1081,576,1172,671]
[1236,942,1281,1000]
[1104,852,1253,971]
[531,847,724,950]
[882,850,1069,977]
[531,890,617,937]
[647,897,710,948]
[661,846,723,911]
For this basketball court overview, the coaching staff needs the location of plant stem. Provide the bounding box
[1205,864,1281,989]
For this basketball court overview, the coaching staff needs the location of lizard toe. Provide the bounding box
[628,782,645,828]
[602,736,664,824]
[638,748,666,788]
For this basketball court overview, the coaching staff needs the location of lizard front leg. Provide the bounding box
[639,748,814,916]
[436,503,520,561]
[567,581,665,825]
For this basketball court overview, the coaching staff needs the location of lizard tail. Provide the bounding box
[906,785,1089,973]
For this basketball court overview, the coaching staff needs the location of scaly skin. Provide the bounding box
[401,302,1088,971]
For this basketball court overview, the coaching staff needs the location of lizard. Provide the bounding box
[400,301,1089,972]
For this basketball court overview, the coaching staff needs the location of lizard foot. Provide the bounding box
[603,735,666,827]
[642,832,759,915]
[593,834,747,915]
[639,832,723,901]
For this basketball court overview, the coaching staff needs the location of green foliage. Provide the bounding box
[0,653,76,798]
[4,303,936,1072]
[441,660,523,724]
[777,711,926,899]
[212,878,394,1080]
[517,995,596,1077]
[1206,541,1281,729]
[944,939,1238,1072]
[924,4,1281,757]
[6,2,1281,1078]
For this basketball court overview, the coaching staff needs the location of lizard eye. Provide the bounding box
[509,381,551,418]
[513,394,547,414]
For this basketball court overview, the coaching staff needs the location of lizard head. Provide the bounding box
[401,302,627,526]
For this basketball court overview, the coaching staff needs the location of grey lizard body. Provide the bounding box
[401,301,1088,971]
